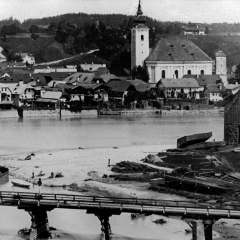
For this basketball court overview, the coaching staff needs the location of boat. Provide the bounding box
[98,110,121,115]
[177,132,212,149]
[11,181,30,189]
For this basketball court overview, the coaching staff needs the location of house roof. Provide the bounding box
[96,67,109,76]
[100,74,119,83]
[106,79,136,93]
[42,91,62,100]
[205,84,222,93]
[12,83,34,94]
[182,26,205,31]
[0,53,6,59]
[127,79,152,92]
[64,72,103,84]
[225,84,240,90]
[183,75,223,86]
[146,38,212,62]
[157,78,200,88]
[72,83,108,91]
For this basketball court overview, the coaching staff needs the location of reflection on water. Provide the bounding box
[0,114,223,239]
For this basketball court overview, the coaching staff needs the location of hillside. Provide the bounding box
[1,13,240,68]
[0,36,71,63]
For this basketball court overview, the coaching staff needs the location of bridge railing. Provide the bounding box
[0,191,240,211]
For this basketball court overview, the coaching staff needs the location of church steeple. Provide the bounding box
[133,0,146,24]
[137,0,143,16]
[131,0,149,70]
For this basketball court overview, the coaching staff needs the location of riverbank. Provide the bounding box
[0,146,239,239]
[0,108,222,119]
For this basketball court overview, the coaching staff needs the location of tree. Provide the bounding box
[31,33,39,40]
[131,65,149,83]
[235,64,240,78]
[29,25,39,33]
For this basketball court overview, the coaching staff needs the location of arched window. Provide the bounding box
[175,70,178,79]
[201,70,204,75]
[141,35,144,41]
[162,70,165,79]
[187,70,191,75]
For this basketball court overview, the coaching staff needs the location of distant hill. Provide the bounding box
[1,13,240,69]
[0,35,71,63]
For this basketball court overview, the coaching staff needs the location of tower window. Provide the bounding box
[141,35,144,41]
[151,67,155,82]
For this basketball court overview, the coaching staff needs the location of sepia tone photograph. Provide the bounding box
[0,0,240,239]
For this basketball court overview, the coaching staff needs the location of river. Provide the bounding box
[0,114,224,239]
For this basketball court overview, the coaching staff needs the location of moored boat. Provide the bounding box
[11,181,30,189]
[177,132,212,149]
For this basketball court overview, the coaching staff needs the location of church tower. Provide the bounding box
[131,0,149,70]
[216,50,227,86]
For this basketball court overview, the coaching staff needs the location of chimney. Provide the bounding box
[219,84,222,91]
[236,82,238,85]
[19,80,23,86]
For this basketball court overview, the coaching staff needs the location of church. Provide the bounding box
[131,1,226,85]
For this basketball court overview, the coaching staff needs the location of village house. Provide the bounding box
[68,83,109,105]
[225,83,240,95]
[16,53,35,65]
[157,78,200,99]
[182,26,206,35]
[204,84,223,102]
[34,91,63,109]
[11,80,36,106]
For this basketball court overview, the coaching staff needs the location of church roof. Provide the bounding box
[146,38,212,62]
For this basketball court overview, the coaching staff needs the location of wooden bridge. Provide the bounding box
[1,191,240,240]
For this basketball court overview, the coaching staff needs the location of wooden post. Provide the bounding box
[203,219,214,240]
[29,209,50,240]
[108,159,110,167]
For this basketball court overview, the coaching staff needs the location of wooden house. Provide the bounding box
[224,91,240,144]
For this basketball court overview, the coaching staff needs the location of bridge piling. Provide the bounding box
[29,209,50,240]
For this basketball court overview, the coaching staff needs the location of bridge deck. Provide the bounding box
[0,191,240,219]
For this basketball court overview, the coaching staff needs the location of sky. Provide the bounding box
[1,0,240,24]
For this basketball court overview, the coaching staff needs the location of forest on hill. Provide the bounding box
[0,14,240,70]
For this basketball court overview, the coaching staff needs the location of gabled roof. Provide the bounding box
[42,91,62,100]
[127,79,152,92]
[64,72,104,84]
[100,74,119,83]
[12,83,34,95]
[183,74,223,86]
[96,67,109,76]
[225,84,240,90]
[182,26,205,31]
[157,78,199,88]
[106,79,136,93]
[205,84,223,93]
[146,38,212,62]
[0,53,6,59]
[71,83,108,91]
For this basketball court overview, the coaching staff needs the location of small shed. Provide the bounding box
[224,91,240,144]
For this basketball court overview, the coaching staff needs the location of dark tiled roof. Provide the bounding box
[157,78,199,88]
[96,67,109,76]
[182,26,205,31]
[183,74,223,86]
[64,72,104,84]
[205,84,223,93]
[146,38,212,62]
[106,80,136,93]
